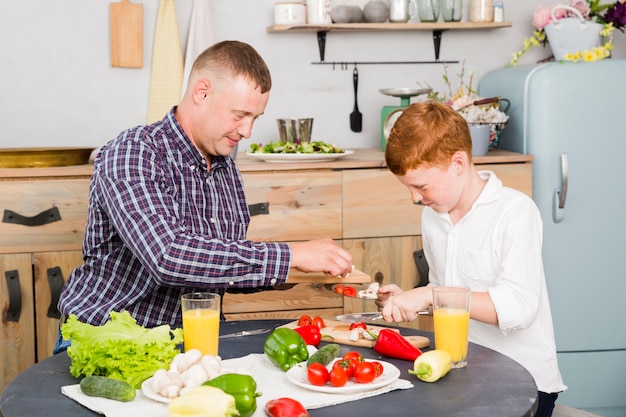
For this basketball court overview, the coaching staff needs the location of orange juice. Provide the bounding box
[434,307,470,367]
[182,308,220,356]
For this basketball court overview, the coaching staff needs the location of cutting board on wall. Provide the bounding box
[280,320,430,349]
[109,0,143,68]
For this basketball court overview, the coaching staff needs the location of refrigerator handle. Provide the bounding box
[552,153,568,223]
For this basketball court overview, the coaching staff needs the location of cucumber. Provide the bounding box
[306,343,341,367]
[80,375,136,402]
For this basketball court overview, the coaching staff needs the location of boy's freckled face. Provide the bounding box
[398,165,461,214]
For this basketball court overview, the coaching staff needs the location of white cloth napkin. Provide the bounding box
[61,354,413,417]
[181,0,215,94]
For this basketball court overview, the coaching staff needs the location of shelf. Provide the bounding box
[267,21,512,63]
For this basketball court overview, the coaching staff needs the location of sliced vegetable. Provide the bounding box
[306,343,341,367]
[349,322,367,330]
[203,373,261,417]
[408,349,452,383]
[250,141,343,155]
[342,286,357,297]
[297,315,312,326]
[369,329,423,361]
[265,397,310,417]
[168,386,238,417]
[79,375,136,402]
[61,311,183,388]
[294,325,322,347]
[264,328,309,372]
[312,316,326,329]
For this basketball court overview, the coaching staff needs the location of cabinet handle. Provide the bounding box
[47,266,65,319]
[248,202,270,217]
[4,270,21,322]
[2,206,62,227]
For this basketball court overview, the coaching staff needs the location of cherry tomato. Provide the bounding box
[329,365,348,387]
[342,286,357,297]
[349,322,367,330]
[353,361,377,384]
[332,359,353,378]
[342,351,364,363]
[333,285,345,295]
[371,361,384,377]
[307,362,329,386]
[298,315,312,326]
[312,316,326,329]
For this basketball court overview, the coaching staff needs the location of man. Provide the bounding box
[56,41,353,343]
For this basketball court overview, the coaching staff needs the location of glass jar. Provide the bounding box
[417,0,440,22]
[440,0,462,22]
[470,0,493,22]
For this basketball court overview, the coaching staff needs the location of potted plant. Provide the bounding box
[509,0,626,65]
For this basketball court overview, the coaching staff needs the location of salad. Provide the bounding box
[249,141,344,154]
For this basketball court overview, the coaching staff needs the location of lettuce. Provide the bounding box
[61,311,183,389]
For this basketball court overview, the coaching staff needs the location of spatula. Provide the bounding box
[350,67,363,132]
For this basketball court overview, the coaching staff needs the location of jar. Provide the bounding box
[441,0,462,22]
[417,0,440,22]
[493,1,504,22]
[470,0,493,22]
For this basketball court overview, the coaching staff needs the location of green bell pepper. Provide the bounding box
[264,328,309,371]
[203,374,260,417]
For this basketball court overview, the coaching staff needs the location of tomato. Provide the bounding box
[353,362,377,384]
[332,360,353,378]
[342,351,364,363]
[342,286,357,297]
[329,366,348,387]
[371,361,384,377]
[349,322,367,330]
[312,316,326,329]
[298,315,313,326]
[333,285,344,295]
[307,362,329,386]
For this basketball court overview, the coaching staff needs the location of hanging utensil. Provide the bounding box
[109,0,143,68]
[350,67,363,132]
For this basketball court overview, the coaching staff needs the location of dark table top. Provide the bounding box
[1,319,537,417]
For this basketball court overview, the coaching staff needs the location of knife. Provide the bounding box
[219,328,272,339]
[336,310,430,323]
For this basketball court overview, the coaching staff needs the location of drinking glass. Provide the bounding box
[441,0,462,21]
[417,0,440,22]
[181,292,221,356]
[433,286,470,368]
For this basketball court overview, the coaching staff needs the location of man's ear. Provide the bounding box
[194,79,211,102]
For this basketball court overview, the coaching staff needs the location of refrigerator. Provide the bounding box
[479,59,626,417]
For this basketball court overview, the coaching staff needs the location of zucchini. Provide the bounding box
[80,375,136,402]
[306,343,341,367]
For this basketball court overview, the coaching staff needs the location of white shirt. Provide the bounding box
[423,170,567,394]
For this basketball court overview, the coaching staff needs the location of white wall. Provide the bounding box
[1,0,623,151]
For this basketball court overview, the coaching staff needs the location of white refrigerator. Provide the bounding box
[479,59,626,416]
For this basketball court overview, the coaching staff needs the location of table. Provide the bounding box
[1,320,538,417]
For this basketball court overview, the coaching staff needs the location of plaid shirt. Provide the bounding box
[58,108,291,328]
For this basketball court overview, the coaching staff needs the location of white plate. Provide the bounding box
[286,359,400,394]
[141,377,172,404]
[245,150,353,163]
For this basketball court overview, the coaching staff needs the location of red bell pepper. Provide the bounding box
[369,329,423,361]
[294,325,322,347]
[265,397,310,417]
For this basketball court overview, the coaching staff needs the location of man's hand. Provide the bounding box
[289,238,353,278]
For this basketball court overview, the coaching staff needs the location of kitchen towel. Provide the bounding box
[147,0,183,123]
[61,353,413,417]
[181,0,215,95]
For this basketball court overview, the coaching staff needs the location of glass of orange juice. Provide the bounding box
[433,286,470,368]
[181,292,221,356]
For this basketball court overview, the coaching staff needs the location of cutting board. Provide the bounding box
[280,320,430,349]
[109,0,143,68]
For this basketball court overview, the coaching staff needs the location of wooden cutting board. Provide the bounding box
[280,320,430,349]
[109,0,143,68]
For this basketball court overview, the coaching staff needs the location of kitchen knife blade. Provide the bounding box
[219,328,271,339]
[336,310,430,323]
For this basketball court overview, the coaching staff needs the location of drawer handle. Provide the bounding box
[248,202,270,217]
[47,266,65,319]
[3,206,62,226]
[5,270,21,322]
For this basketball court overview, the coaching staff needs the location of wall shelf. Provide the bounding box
[267,21,512,64]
